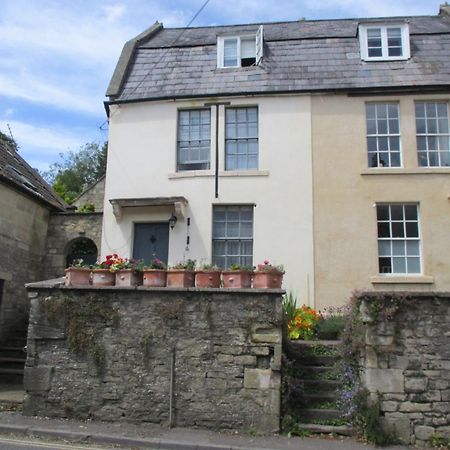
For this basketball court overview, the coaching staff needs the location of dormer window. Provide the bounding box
[359,23,410,61]
[217,26,263,68]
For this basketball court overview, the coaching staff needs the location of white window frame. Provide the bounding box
[176,109,211,172]
[212,205,254,269]
[376,203,422,275]
[415,101,450,167]
[217,25,263,68]
[366,102,402,168]
[359,23,410,61]
[225,106,259,170]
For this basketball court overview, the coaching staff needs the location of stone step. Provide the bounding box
[297,408,343,421]
[296,423,354,436]
[294,365,340,380]
[303,379,341,392]
[298,355,341,367]
[303,392,339,403]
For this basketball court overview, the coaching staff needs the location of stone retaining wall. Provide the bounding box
[24,284,282,433]
[359,292,450,447]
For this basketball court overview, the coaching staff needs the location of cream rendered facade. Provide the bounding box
[312,93,450,309]
[102,95,315,302]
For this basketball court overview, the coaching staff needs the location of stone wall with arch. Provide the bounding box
[43,212,103,279]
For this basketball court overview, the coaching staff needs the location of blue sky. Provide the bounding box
[0,0,443,172]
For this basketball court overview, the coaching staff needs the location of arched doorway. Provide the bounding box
[65,238,98,267]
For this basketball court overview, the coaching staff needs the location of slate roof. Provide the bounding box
[107,10,450,104]
[0,139,67,211]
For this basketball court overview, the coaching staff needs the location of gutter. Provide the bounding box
[105,84,450,109]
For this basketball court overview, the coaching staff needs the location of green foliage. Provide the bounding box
[315,315,346,340]
[431,434,450,449]
[171,259,196,270]
[43,141,107,204]
[0,130,18,150]
[282,292,297,324]
[287,305,320,340]
[78,202,95,212]
[354,391,397,446]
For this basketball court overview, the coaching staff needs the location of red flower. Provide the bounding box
[264,259,269,265]
[106,255,112,260]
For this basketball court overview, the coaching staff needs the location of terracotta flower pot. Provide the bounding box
[65,267,91,287]
[91,269,115,286]
[142,269,167,287]
[222,270,252,288]
[115,269,142,287]
[166,270,195,288]
[195,270,221,288]
[253,271,284,289]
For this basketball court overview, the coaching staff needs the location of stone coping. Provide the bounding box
[25,278,285,295]
[358,290,450,299]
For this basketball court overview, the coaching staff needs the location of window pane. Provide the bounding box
[406,241,419,256]
[241,38,255,59]
[378,222,390,238]
[378,241,391,256]
[391,205,404,220]
[392,241,405,256]
[224,39,238,67]
[177,110,210,171]
[392,257,406,273]
[404,205,417,220]
[415,102,450,167]
[407,257,421,273]
[379,257,392,273]
[405,222,419,238]
[212,206,254,269]
[377,205,389,221]
[392,222,404,238]
[225,108,258,171]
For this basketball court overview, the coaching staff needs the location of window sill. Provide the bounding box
[220,170,269,177]
[371,275,434,285]
[168,171,214,179]
[168,170,269,179]
[361,168,450,176]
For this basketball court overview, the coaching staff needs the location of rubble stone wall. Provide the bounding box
[24,285,282,433]
[360,292,450,447]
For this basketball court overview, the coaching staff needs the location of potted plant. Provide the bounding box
[166,259,196,288]
[64,259,91,287]
[142,258,167,287]
[195,263,221,288]
[222,263,253,288]
[91,254,117,286]
[111,257,143,287]
[253,260,284,289]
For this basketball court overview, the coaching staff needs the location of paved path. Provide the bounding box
[0,410,410,450]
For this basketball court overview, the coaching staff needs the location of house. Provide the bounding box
[103,5,450,309]
[0,135,66,343]
[0,134,104,352]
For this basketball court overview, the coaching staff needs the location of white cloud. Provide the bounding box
[102,4,127,23]
[0,120,85,156]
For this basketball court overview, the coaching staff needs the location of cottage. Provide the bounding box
[103,5,450,308]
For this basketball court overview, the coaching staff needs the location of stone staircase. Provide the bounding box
[283,339,353,436]
[0,334,27,385]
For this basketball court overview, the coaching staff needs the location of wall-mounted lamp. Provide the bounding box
[169,213,178,230]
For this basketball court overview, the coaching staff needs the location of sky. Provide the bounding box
[0,0,444,172]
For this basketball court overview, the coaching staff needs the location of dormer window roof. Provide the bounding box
[217,25,263,68]
[358,22,410,61]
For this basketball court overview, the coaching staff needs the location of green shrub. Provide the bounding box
[315,314,346,340]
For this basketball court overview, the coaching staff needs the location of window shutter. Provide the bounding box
[256,25,264,64]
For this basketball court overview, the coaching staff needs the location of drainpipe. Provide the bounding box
[204,101,231,198]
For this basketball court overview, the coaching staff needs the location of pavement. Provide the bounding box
[0,386,409,450]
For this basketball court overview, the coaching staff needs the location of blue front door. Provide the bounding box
[133,223,169,265]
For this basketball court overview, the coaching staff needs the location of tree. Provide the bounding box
[44,142,107,204]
